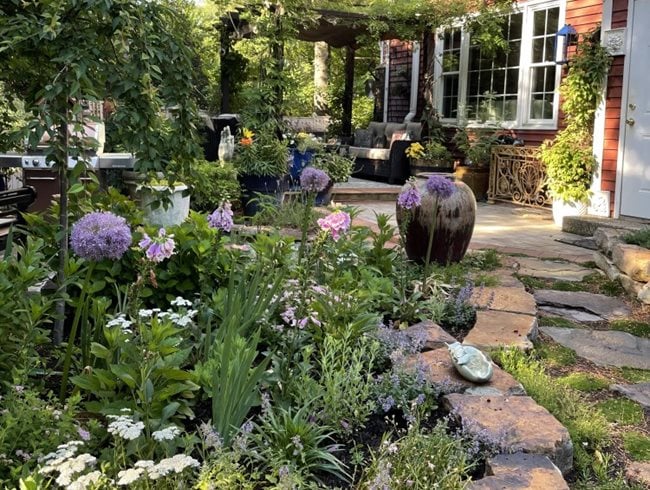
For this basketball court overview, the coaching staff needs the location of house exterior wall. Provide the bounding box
[386,40,413,122]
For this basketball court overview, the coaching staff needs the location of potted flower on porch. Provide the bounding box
[405,139,454,176]
[452,126,499,201]
[233,127,290,215]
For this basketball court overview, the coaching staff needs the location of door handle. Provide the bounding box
[626,118,635,127]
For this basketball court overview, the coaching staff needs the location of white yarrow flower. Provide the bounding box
[117,467,145,486]
[147,454,200,480]
[170,296,192,307]
[107,414,145,440]
[152,426,181,441]
[67,470,102,490]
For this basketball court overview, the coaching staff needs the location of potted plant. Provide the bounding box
[138,178,191,227]
[233,127,290,215]
[405,140,454,175]
[452,127,499,201]
[289,132,322,181]
[310,151,355,205]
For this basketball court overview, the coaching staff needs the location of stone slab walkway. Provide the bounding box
[540,326,650,370]
[534,289,632,321]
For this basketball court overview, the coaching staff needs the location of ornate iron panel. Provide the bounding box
[488,146,551,207]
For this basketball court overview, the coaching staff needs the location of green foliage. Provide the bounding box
[538,316,579,328]
[0,236,54,386]
[623,431,650,461]
[596,398,645,426]
[71,306,200,427]
[0,390,82,485]
[195,451,254,490]
[535,339,577,367]
[559,373,609,392]
[623,228,650,250]
[0,80,27,151]
[609,320,650,339]
[249,404,348,484]
[539,31,611,203]
[311,151,355,183]
[620,368,650,383]
[234,129,289,177]
[317,333,380,432]
[452,126,501,167]
[359,421,472,490]
[183,159,241,212]
[496,348,610,475]
[251,199,318,230]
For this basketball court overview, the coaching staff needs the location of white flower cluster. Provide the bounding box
[115,455,199,485]
[170,296,192,308]
[106,314,133,334]
[67,470,103,490]
[152,425,182,441]
[39,441,97,487]
[107,413,145,440]
[138,308,161,319]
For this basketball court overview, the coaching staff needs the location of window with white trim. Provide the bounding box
[435,0,563,128]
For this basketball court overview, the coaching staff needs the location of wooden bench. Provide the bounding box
[0,186,37,250]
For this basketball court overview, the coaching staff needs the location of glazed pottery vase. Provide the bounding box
[396,175,476,265]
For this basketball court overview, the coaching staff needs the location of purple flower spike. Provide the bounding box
[139,227,175,263]
[208,201,234,232]
[70,211,132,261]
[425,175,455,199]
[397,183,422,210]
[300,167,330,193]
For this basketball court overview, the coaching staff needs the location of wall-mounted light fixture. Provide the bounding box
[555,24,578,65]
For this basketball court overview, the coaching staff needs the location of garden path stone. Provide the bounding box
[612,243,650,282]
[470,286,537,316]
[407,348,525,396]
[402,320,456,351]
[488,268,524,288]
[538,306,603,323]
[593,227,624,256]
[470,453,569,490]
[540,327,650,369]
[610,382,650,409]
[626,462,650,487]
[515,257,594,282]
[464,310,538,351]
[534,290,631,321]
[443,394,573,475]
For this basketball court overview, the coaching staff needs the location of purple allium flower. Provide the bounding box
[317,210,351,241]
[70,212,132,261]
[207,201,234,232]
[138,228,175,263]
[300,167,330,193]
[425,175,455,199]
[397,183,421,210]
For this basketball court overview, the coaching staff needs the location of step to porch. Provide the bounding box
[563,215,650,237]
[332,177,401,203]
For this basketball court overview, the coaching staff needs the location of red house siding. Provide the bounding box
[387,40,413,122]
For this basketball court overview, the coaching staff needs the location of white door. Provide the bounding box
[620,0,650,219]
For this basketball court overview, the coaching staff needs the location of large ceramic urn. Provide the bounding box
[396,175,476,265]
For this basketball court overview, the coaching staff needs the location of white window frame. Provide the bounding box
[434,0,565,130]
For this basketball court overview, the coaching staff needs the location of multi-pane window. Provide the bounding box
[529,7,560,119]
[436,1,562,128]
[466,13,523,121]
[441,29,461,119]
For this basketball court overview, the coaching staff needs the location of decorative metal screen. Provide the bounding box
[488,146,550,207]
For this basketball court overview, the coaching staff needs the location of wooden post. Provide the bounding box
[342,45,355,142]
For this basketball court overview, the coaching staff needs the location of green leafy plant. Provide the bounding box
[623,431,650,461]
[182,159,241,212]
[234,128,289,177]
[249,404,348,484]
[71,305,200,428]
[539,31,611,203]
[405,140,452,166]
[311,151,355,183]
[623,228,650,250]
[596,398,645,426]
[360,420,473,489]
[452,126,500,168]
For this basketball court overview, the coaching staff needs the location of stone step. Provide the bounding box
[515,256,595,282]
[562,215,648,237]
[401,320,456,351]
[443,394,573,475]
[331,187,400,203]
[470,453,569,489]
[534,289,631,321]
[470,286,537,316]
[408,348,525,397]
[464,310,538,351]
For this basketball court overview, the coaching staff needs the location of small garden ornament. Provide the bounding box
[446,341,493,383]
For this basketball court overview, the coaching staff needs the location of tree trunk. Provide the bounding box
[313,41,329,116]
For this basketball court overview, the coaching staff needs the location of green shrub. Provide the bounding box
[359,421,472,489]
[623,228,650,249]
[620,368,650,383]
[184,159,241,212]
[609,320,650,338]
[559,373,609,392]
[535,340,577,367]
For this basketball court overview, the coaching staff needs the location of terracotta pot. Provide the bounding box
[454,166,490,201]
[396,177,476,265]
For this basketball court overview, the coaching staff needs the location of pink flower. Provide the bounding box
[317,210,351,241]
[139,228,175,263]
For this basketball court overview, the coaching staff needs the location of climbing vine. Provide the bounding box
[539,30,612,203]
